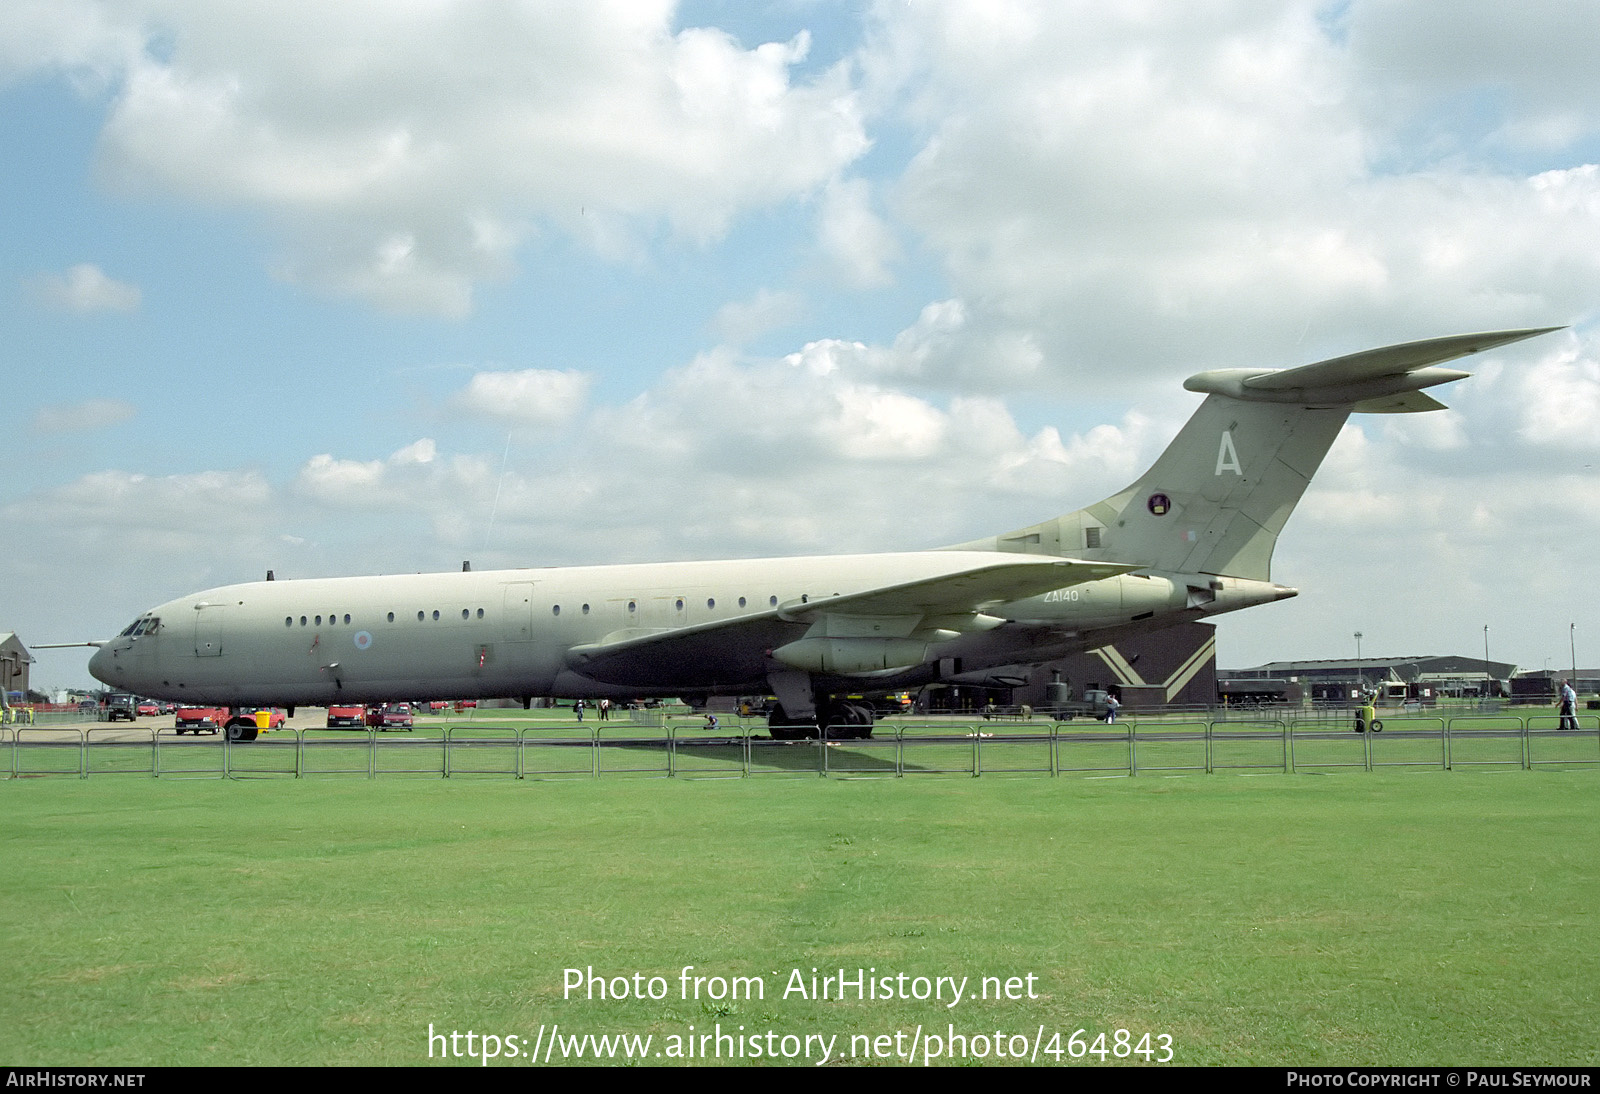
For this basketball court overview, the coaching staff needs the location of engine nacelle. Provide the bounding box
[771,637,929,675]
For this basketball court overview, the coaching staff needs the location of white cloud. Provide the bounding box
[0,0,141,87]
[860,0,1600,392]
[450,370,591,426]
[784,298,1044,389]
[31,398,137,434]
[32,2,870,314]
[1512,335,1600,452]
[294,439,491,512]
[816,176,898,287]
[710,288,804,346]
[34,263,141,313]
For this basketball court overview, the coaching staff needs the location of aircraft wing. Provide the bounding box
[564,557,1134,687]
[771,557,1134,620]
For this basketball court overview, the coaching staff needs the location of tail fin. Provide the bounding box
[959,327,1561,581]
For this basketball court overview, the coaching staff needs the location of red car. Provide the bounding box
[174,706,224,734]
[326,704,366,728]
[242,708,287,729]
[365,704,414,731]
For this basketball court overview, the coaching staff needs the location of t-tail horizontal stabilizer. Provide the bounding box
[957,325,1563,583]
[1183,327,1563,411]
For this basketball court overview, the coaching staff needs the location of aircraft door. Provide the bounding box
[502,582,537,642]
[194,604,227,657]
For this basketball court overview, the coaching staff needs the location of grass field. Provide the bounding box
[2,768,1596,1066]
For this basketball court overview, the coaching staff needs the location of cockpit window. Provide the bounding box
[119,615,162,637]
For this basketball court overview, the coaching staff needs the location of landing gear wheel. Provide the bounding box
[225,719,259,743]
[820,700,875,740]
[767,704,818,740]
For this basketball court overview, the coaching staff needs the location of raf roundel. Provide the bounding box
[353,630,374,651]
[1147,493,1171,516]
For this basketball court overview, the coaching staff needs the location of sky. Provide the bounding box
[4,0,1598,693]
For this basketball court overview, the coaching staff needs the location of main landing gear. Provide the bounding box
[767,698,875,741]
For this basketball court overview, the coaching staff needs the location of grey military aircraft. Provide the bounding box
[87,327,1558,739]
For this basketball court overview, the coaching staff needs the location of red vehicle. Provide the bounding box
[242,708,287,729]
[326,704,367,728]
[365,703,414,731]
[174,706,225,735]
[176,706,284,739]
[136,700,161,717]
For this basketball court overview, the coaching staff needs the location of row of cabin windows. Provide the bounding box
[284,609,488,627]
[284,594,794,628]
[550,595,782,617]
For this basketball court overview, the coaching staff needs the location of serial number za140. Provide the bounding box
[1051,1029,1173,1063]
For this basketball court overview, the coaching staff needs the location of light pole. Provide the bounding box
[1483,625,1491,703]
[1572,623,1578,685]
[1354,631,1364,698]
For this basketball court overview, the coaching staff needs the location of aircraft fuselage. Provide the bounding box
[88,551,1287,707]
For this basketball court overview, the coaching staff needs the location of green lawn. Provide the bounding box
[2,770,1596,1066]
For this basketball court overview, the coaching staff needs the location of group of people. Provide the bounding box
[571,698,611,721]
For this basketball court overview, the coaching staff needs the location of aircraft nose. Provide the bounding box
[87,644,114,687]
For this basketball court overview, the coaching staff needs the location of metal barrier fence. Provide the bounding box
[5,713,1596,780]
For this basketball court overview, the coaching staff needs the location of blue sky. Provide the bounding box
[5,1,1598,691]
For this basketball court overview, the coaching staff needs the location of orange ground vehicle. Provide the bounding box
[174,706,225,735]
[326,704,366,728]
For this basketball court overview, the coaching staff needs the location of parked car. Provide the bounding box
[136,700,161,717]
[326,704,367,728]
[174,706,225,735]
[365,703,414,731]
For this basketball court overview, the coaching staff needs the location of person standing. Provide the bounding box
[1558,679,1579,731]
